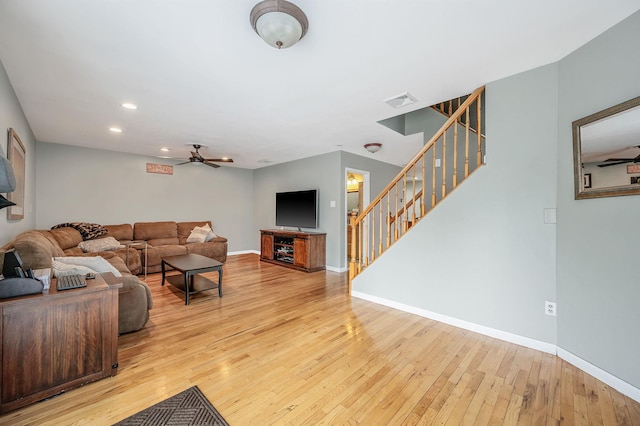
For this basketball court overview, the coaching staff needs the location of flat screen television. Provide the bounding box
[275,189,319,229]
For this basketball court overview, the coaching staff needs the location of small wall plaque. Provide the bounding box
[146,163,173,175]
[627,164,640,174]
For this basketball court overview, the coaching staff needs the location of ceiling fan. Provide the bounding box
[597,146,640,167]
[176,144,233,168]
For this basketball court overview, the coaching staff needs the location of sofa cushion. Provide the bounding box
[134,221,177,241]
[185,240,227,263]
[49,227,84,250]
[147,237,180,246]
[8,230,64,270]
[105,254,133,276]
[112,247,142,276]
[104,224,134,241]
[177,221,213,244]
[63,247,85,256]
[145,244,187,268]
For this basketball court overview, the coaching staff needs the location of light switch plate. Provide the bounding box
[543,208,556,224]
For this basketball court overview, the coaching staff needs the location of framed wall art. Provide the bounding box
[7,128,25,220]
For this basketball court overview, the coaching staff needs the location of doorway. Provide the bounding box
[345,168,370,267]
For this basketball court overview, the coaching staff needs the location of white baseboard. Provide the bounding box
[228,250,259,256]
[351,291,556,354]
[557,348,640,403]
[326,265,346,273]
[351,291,640,403]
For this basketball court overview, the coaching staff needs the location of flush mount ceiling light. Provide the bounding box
[121,103,137,110]
[250,0,308,49]
[109,127,122,133]
[364,143,382,153]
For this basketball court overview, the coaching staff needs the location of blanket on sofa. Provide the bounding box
[52,222,107,240]
[52,256,122,277]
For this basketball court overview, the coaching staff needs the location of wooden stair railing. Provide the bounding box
[348,86,485,292]
[431,93,484,136]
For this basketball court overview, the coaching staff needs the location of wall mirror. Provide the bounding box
[573,95,640,199]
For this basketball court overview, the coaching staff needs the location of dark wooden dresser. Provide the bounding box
[0,274,121,413]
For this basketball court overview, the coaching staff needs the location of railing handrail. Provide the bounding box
[348,85,486,291]
[355,86,485,222]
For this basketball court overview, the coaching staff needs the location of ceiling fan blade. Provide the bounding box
[598,160,632,167]
[204,158,234,163]
[175,160,192,165]
[203,161,221,168]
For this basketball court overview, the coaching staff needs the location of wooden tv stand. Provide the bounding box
[0,273,121,413]
[260,229,326,272]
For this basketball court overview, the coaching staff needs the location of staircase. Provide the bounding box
[348,86,486,291]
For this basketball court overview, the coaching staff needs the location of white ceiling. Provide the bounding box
[0,0,639,169]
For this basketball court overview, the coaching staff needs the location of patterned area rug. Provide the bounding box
[114,386,229,426]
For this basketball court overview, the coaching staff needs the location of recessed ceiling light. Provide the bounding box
[160,148,170,152]
[109,127,122,133]
[122,103,137,110]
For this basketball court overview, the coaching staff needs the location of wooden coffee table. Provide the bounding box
[161,254,223,305]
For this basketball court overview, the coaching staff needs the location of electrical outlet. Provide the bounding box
[545,301,557,316]
[435,158,441,167]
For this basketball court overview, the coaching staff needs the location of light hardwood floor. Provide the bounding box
[1,253,639,425]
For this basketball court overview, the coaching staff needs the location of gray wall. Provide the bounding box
[556,10,640,388]
[0,59,37,243]
[353,63,559,344]
[354,10,640,390]
[252,151,401,270]
[253,151,342,268]
[34,142,255,252]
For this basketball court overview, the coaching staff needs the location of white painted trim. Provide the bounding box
[351,291,640,403]
[326,265,346,273]
[351,291,557,354]
[557,348,640,403]
[228,250,259,256]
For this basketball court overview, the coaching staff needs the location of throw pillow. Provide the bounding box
[52,256,122,277]
[202,224,217,242]
[186,226,209,243]
[78,237,122,253]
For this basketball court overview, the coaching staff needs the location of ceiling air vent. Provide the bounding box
[384,92,417,109]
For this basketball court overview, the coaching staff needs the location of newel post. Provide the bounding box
[348,215,357,294]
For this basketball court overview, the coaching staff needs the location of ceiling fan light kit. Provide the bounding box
[250,0,308,49]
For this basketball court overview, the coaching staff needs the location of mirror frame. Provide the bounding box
[572,95,640,200]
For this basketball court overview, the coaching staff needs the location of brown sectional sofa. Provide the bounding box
[104,220,228,274]
[1,228,152,334]
[0,220,227,334]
